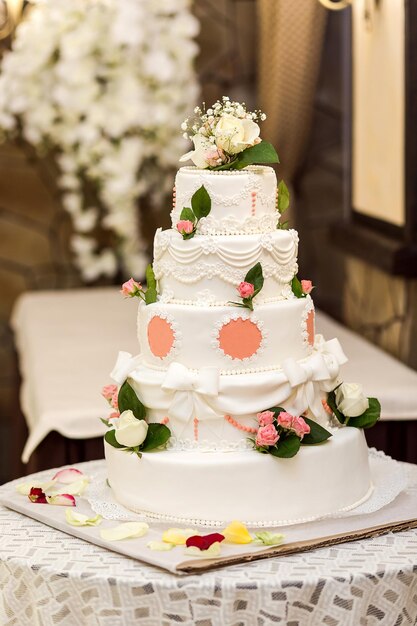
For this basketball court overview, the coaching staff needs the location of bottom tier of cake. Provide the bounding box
[104,426,372,526]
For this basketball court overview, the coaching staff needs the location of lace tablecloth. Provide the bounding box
[1,460,417,626]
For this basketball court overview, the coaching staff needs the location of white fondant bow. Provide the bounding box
[162,362,220,423]
[110,351,142,385]
[281,336,347,418]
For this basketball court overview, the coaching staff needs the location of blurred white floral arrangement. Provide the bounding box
[0,0,199,281]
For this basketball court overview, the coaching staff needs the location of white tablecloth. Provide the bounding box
[11,288,417,462]
[1,460,417,625]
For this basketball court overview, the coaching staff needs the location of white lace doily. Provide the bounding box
[87,448,409,528]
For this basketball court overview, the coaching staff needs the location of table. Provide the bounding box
[11,288,417,472]
[1,461,417,625]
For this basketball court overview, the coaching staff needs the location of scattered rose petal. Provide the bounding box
[51,478,89,496]
[184,542,222,558]
[147,541,175,552]
[186,533,225,551]
[52,468,86,484]
[100,522,149,541]
[17,480,56,496]
[254,531,285,546]
[28,487,48,504]
[162,528,198,546]
[222,521,253,544]
[46,494,76,506]
[65,509,102,527]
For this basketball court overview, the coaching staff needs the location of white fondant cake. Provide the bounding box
[106,163,374,526]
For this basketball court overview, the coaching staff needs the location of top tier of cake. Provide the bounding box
[170,166,279,235]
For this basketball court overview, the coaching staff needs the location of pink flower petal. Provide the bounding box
[46,494,76,506]
[52,468,85,484]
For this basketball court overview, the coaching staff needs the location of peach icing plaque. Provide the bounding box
[218,318,262,360]
[147,316,175,358]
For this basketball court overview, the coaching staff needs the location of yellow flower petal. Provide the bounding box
[162,528,198,545]
[184,542,222,558]
[147,541,175,551]
[65,509,102,527]
[222,521,253,544]
[100,522,149,541]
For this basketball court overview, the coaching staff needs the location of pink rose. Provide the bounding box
[120,278,141,297]
[301,280,313,295]
[256,424,279,447]
[110,391,119,410]
[257,410,275,426]
[291,416,310,439]
[176,220,194,235]
[205,147,225,167]
[277,411,294,429]
[237,281,255,299]
[102,384,118,402]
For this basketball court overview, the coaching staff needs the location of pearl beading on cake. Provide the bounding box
[301,296,315,351]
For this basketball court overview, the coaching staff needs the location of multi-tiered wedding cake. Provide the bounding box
[103,99,379,526]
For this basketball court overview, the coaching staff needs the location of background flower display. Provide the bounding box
[0,0,199,281]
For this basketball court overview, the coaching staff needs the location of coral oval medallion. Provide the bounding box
[218,318,262,360]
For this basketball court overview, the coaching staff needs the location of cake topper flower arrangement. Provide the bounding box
[180,96,279,171]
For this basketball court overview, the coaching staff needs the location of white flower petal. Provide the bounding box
[100,522,149,541]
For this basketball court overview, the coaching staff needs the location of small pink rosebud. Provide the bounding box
[120,278,142,297]
[257,410,275,427]
[237,281,255,299]
[255,423,279,447]
[110,391,119,410]
[301,280,313,294]
[176,220,194,235]
[277,411,294,429]
[109,411,120,420]
[101,384,118,402]
[291,416,310,439]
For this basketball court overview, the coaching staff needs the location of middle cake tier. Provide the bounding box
[138,297,315,372]
[153,227,299,304]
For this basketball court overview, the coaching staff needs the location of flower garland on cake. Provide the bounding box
[0,0,199,281]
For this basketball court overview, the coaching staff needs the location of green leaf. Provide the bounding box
[146,264,156,291]
[100,417,111,428]
[348,397,381,429]
[180,207,195,222]
[327,390,345,424]
[244,262,264,294]
[242,298,254,311]
[291,276,304,299]
[301,417,333,445]
[191,185,211,219]
[231,141,279,170]
[145,288,157,305]
[140,423,171,452]
[104,429,125,449]
[145,264,158,304]
[118,381,146,420]
[277,220,289,230]
[270,434,301,458]
[277,180,290,213]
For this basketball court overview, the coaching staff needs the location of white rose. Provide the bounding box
[214,114,260,155]
[335,383,369,418]
[114,410,148,447]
